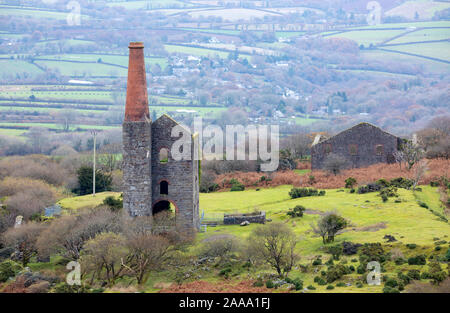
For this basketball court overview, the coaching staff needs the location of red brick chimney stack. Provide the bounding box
[125,42,149,122]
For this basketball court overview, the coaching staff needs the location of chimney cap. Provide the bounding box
[129,42,144,49]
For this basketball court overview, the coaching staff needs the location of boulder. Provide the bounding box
[240,221,250,226]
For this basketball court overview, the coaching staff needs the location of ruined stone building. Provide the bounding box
[122,42,199,231]
[311,122,401,170]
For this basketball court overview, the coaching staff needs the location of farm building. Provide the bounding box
[311,123,402,170]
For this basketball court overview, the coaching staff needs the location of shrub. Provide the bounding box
[345,177,357,188]
[428,260,447,285]
[418,201,428,209]
[378,186,398,200]
[357,183,382,194]
[265,280,274,288]
[292,278,303,291]
[287,205,306,218]
[51,282,92,293]
[408,255,427,265]
[383,286,399,293]
[219,267,232,278]
[385,278,398,288]
[312,258,322,266]
[336,282,346,287]
[325,244,343,260]
[253,278,264,287]
[307,285,316,290]
[230,179,245,192]
[200,235,240,263]
[289,187,325,199]
[444,248,450,262]
[314,276,327,285]
[325,264,350,283]
[358,243,388,269]
[326,285,335,290]
[342,242,362,255]
[0,260,22,282]
[407,270,421,281]
[376,179,390,188]
[102,195,123,212]
[406,243,417,249]
[390,177,413,189]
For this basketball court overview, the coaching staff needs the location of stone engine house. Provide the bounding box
[122,42,199,230]
[311,122,401,170]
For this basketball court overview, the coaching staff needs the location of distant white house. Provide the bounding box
[68,79,94,85]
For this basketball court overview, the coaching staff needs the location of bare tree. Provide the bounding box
[122,232,173,285]
[281,133,311,160]
[400,140,424,170]
[311,211,348,244]
[412,159,429,191]
[54,109,77,132]
[246,222,299,278]
[2,222,46,266]
[37,208,122,260]
[200,235,240,263]
[81,232,128,286]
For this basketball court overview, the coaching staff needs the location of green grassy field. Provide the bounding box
[361,49,450,73]
[37,54,168,68]
[34,60,128,77]
[385,41,450,62]
[0,89,114,101]
[387,28,450,44]
[349,20,450,30]
[0,122,118,131]
[0,60,43,77]
[0,6,85,20]
[328,29,408,46]
[58,184,450,292]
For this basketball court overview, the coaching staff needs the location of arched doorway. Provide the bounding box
[152,200,176,226]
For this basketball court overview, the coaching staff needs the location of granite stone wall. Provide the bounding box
[311,123,400,170]
[151,115,199,231]
[122,120,152,217]
[223,212,266,225]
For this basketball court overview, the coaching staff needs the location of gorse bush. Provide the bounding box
[0,260,22,282]
[287,205,306,218]
[407,255,427,265]
[357,177,414,195]
[358,243,389,269]
[103,195,123,212]
[345,177,357,188]
[229,178,245,192]
[289,187,325,199]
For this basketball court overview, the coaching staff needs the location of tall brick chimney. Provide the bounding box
[125,42,149,122]
[122,42,152,217]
